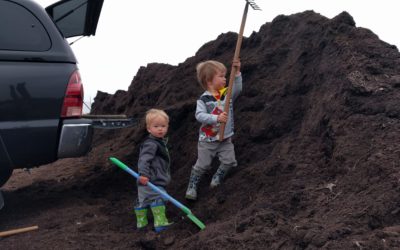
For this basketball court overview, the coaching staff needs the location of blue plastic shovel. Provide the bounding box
[109,157,205,230]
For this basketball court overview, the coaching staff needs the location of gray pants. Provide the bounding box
[192,137,237,175]
[136,185,167,208]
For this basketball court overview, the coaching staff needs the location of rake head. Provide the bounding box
[246,0,261,10]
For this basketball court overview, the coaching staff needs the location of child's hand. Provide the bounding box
[232,59,241,76]
[217,112,228,123]
[139,176,149,185]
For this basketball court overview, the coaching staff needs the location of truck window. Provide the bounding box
[0,1,51,51]
[47,0,88,38]
[46,0,104,38]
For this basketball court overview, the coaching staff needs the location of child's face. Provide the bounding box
[208,69,226,92]
[147,116,169,138]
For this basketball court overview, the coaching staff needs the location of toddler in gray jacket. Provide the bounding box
[135,109,172,232]
[185,60,242,200]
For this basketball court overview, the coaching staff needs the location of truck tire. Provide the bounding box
[0,135,13,187]
[0,167,12,187]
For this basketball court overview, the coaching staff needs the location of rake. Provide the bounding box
[219,0,261,141]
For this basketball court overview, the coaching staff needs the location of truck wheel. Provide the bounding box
[0,167,12,187]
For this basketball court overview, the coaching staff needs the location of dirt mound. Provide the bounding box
[2,10,400,249]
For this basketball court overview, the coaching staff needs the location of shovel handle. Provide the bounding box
[110,157,205,230]
[109,157,191,214]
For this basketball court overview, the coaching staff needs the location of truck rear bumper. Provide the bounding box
[57,119,93,158]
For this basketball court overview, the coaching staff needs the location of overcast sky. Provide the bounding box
[37,0,400,109]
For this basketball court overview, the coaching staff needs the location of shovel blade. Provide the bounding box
[187,213,206,230]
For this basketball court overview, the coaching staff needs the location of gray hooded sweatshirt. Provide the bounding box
[137,135,171,187]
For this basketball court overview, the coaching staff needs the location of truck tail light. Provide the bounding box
[61,70,83,118]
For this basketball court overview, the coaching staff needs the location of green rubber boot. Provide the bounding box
[134,207,148,229]
[150,203,172,232]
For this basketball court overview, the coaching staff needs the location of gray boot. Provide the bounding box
[185,170,202,200]
[210,165,231,188]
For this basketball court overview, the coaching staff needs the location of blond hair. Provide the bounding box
[145,109,169,127]
[196,60,227,89]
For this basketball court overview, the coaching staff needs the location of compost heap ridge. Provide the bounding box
[90,10,400,249]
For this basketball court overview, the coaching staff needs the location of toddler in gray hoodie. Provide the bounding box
[135,109,172,232]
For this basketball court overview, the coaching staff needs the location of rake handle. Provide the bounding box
[219,2,249,141]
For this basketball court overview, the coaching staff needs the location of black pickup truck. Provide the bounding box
[0,0,106,191]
